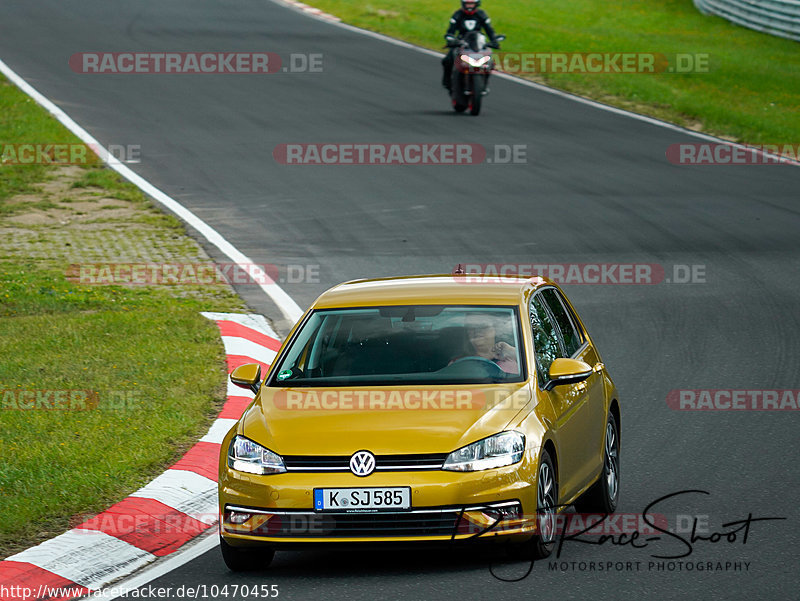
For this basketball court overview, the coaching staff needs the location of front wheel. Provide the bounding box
[220,536,275,572]
[508,449,557,559]
[452,98,468,113]
[575,412,620,514]
[469,75,484,116]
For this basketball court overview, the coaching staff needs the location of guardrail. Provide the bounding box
[694,0,800,42]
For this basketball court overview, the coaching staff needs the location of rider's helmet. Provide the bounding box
[461,0,480,15]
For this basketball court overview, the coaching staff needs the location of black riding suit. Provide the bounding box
[442,9,498,90]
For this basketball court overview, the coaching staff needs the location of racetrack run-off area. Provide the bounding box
[0,314,278,601]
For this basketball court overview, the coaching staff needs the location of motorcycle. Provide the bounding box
[446,32,505,116]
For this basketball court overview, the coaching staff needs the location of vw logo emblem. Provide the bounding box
[349,450,376,477]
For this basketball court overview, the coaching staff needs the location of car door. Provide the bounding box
[529,289,603,502]
[539,288,607,495]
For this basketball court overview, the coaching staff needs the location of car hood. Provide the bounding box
[239,382,533,455]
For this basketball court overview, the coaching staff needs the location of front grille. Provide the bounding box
[251,510,461,538]
[283,453,447,472]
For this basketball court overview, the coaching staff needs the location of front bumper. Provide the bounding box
[219,457,539,545]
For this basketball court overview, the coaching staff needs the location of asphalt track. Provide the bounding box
[2,0,799,599]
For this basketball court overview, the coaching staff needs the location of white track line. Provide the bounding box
[201,312,281,340]
[0,59,305,323]
[8,530,156,590]
[199,418,238,444]
[100,532,220,600]
[226,380,256,398]
[129,470,216,511]
[219,336,278,364]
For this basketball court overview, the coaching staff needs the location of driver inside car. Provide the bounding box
[451,313,519,373]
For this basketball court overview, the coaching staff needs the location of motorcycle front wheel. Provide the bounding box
[451,70,468,112]
[469,74,484,116]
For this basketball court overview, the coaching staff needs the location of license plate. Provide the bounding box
[314,487,411,512]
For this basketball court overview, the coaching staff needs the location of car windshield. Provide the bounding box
[269,305,525,386]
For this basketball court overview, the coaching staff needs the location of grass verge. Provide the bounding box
[307,0,799,146]
[0,74,247,558]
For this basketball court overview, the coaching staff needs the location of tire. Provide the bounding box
[452,98,468,113]
[508,449,557,559]
[220,536,275,572]
[575,412,620,514]
[469,75,484,116]
[451,70,468,112]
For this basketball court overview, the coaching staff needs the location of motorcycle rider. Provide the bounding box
[442,0,500,92]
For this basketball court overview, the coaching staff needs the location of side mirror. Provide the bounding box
[544,358,592,391]
[230,363,262,395]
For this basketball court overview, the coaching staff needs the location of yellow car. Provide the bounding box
[218,274,620,570]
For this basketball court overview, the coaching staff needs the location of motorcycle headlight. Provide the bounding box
[461,54,491,68]
[443,431,525,472]
[227,435,286,475]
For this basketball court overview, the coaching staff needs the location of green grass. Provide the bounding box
[70,169,141,200]
[0,80,90,201]
[309,0,799,144]
[0,308,225,546]
[0,74,248,557]
[0,198,61,216]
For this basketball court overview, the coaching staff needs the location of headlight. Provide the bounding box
[227,435,286,475]
[460,54,491,68]
[443,431,525,472]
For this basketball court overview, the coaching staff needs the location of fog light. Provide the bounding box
[228,511,251,525]
[492,504,523,519]
[456,503,523,535]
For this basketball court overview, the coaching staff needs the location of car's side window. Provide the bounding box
[529,294,562,385]
[541,288,583,357]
